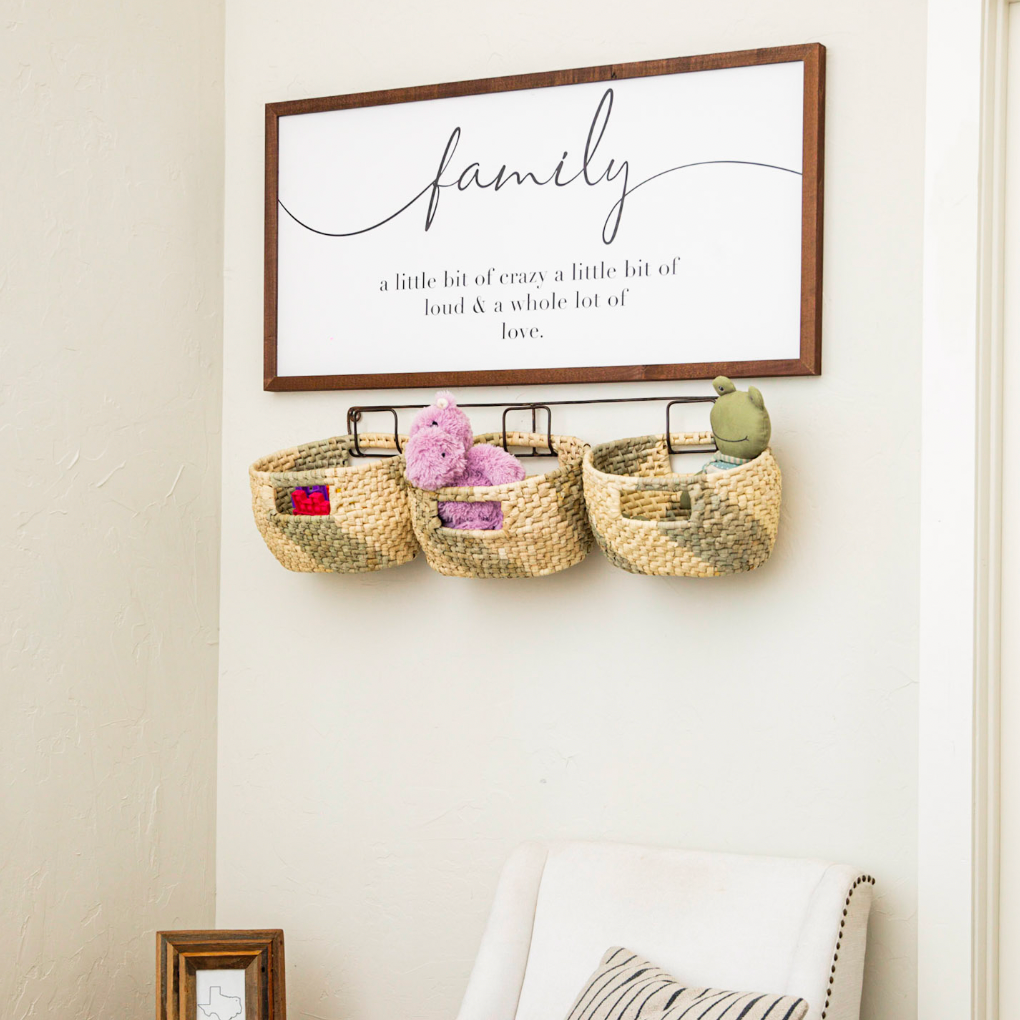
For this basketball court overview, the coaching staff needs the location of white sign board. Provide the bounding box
[265,45,824,390]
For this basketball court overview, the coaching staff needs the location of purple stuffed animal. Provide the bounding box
[404,391,525,529]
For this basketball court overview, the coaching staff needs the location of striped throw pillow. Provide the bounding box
[562,947,809,1020]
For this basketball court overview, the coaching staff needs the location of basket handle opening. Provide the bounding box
[424,490,509,535]
[614,477,706,528]
[261,477,335,516]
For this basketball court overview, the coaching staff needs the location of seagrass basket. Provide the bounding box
[250,433,418,573]
[583,430,782,577]
[406,431,592,579]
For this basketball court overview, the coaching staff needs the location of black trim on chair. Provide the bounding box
[820,875,876,1019]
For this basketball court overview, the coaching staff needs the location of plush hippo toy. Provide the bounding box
[404,392,525,529]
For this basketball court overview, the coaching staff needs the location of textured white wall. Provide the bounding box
[219,3,923,1019]
[0,1,224,1016]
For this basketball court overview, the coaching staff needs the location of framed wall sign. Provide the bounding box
[265,44,824,391]
[156,929,286,1020]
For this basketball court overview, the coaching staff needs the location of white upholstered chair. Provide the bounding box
[456,841,874,1020]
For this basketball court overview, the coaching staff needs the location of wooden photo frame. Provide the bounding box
[265,43,824,391]
[156,930,286,1020]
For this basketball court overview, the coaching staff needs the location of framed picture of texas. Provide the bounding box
[156,929,286,1020]
[264,43,824,390]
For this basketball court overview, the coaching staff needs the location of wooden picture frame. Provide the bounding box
[156,930,286,1020]
[265,43,824,391]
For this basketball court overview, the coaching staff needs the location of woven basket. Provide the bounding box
[406,431,592,578]
[250,433,418,573]
[583,431,782,577]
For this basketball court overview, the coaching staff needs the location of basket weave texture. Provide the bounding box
[250,433,418,573]
[406,431,593,578]
[583,431,781,577]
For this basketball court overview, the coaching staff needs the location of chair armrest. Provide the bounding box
[456,842,549,1020]
[822,877,874,1020]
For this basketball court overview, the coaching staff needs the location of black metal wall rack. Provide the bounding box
[345,393,720,458]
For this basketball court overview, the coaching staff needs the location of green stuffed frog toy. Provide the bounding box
[679,376,771,510]
[705,375,771,467]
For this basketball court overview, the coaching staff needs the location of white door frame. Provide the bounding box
[919,0,1008,1017]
